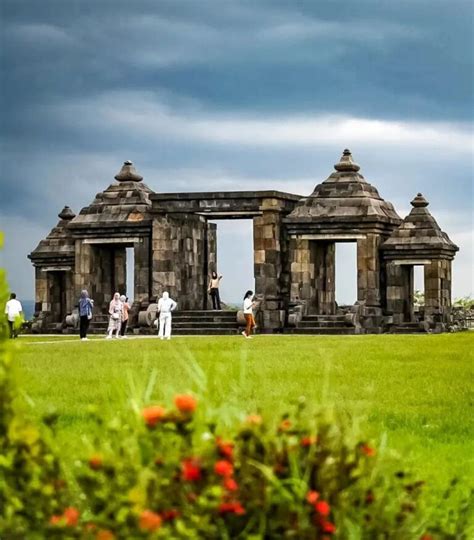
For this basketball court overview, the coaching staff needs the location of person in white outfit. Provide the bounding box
[157,291,177,340]
[5,293,23,339]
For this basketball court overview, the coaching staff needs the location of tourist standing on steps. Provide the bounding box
[120,295,131,338]
[78,290,94,341]
[208,271,223,310]
[242,290,256,339]
[157,291,177,340]
[5,293,23,339]
[106,292,123,339]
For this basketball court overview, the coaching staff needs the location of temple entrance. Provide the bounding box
[335,242,357,308]
[208,219,254,309]
[48,271,67,322]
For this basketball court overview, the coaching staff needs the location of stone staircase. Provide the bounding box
[288,314,356,335]
[390,322,427,334]
[170,310,240,335]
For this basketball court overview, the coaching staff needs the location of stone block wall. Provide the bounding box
[152,214,214,309]
[386,263,413,324]
[356,233,382,307]
[424,259,452,325]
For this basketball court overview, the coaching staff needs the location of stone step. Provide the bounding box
[297,320,349,328]
[172,321,239,329]
[287,327,356,335]
[173,315,237,322]
[303,315,347,322]
[169,328,241,336]
[174,310,237,317]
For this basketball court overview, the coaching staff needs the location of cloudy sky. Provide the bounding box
[0,0,472,304]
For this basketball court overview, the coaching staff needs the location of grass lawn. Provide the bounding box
[13,332,474,495]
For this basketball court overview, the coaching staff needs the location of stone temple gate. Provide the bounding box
[29,150,458,334]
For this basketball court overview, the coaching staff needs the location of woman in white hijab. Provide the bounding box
[106,292,123,339]
[157,291,177,340]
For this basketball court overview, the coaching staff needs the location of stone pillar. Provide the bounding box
[253,200,287,331]
[313,241,336,315]
[425,259,452,326]
[152,214,208,310]
[289,238,313,304]
[113,247,127,296]
[357,233,382,307]
[386,263,413,324]
[34,267,48,314]
[134,237,150,304]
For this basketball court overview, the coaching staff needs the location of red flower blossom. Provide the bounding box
[320,520,336,534]
[96,530,115,540]
[278,419,292,432]
[218,501,246,515]
[300,436,317,447]
[49,515,62,526]
[214,460,234,477]
[139,510,162,532]
[360,443,376,457]
[181,458,202,482]
[216,437,234,459]
[420,535,433,540]
[315,500,331,517]
[141,405,166,427]
[161,509,180,522]
[306,490,320,504]
[88,454,103,470]
[63,507,79,527]
[174,394,197,413]
[245,414,262,425]
[224,477,239,492]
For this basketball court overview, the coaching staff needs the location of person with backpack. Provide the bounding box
[78,289,94,341]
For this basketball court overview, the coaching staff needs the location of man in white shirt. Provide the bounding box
[5,293,23,339]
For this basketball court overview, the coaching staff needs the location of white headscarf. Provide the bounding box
[158,291,177,313]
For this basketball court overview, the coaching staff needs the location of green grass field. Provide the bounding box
[14,333,474,494]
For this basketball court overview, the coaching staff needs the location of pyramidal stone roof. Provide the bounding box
[285,149,401,228]
[68,161,154,232]
[28,206,76,265]
[381,193,459,259]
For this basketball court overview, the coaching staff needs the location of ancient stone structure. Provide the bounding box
[29,151,459,334]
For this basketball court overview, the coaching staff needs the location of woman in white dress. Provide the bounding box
[106,292,123,339]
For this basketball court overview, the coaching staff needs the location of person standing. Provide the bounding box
[157,291,177,340]
[5,293,23,339]
[242,290,255,339]
[208,271,223,310]
[120,295,131,338]
[106,292,123,339]
[78,290,94,341]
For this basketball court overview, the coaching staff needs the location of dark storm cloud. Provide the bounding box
[0,0,472,300]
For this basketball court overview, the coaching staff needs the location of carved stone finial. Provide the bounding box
[410,193,429,208]
[58,205,75,220]
[114,160,143,182]
[334,149,360,172]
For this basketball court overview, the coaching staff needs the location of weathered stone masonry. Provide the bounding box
[29,151,459,334]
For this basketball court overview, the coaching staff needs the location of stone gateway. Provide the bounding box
[29,151,458,335]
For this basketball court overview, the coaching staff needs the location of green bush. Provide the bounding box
[0,262,472,538]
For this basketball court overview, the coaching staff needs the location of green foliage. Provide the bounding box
[453,296,474,309]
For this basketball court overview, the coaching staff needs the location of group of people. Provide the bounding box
[78,290,130,341]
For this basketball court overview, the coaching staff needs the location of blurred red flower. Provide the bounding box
[174,394,197,413]
[360,443,376,457]
[216,438,234,459]
[139,510,162,532]
[88,454,103,470]
[306,490,320,504]
[315,500,331,517]
[214,460,234,477]
[141,405,166,427]
[182,458,202,482]
[224,477,239,491]
[245,414,262,425]
[320,520,336,534]
[218,501,246,515]
[63,507,79,527]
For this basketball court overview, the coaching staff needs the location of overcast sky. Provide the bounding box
[0,0,472,304]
